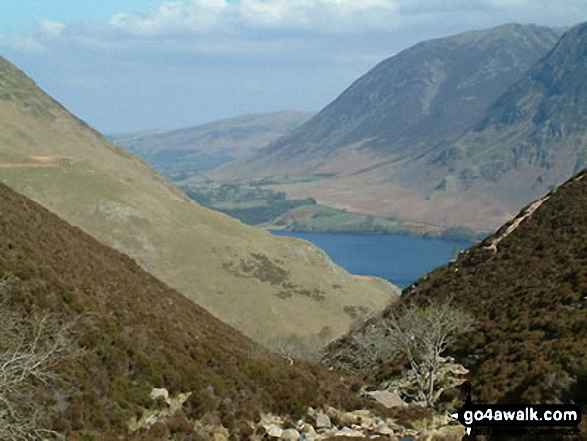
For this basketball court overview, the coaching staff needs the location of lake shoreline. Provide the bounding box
[264,224,489,242]
[270,230,476,289]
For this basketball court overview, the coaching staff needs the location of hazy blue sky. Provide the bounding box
[1,1,586,134]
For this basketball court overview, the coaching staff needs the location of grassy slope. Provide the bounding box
[330,170,587,410]
[0,182,366,438]
[0,57,398,342]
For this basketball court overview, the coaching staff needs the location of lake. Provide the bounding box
[271,231,474,289]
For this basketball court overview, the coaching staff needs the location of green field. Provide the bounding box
[176,178,485,240]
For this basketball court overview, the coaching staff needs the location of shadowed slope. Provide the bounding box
[215,24,560,179]
[329,170,587,408]
[0,182,365,438]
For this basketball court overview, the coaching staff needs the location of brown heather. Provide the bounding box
[330,170,587,434]
[0,183,365,439]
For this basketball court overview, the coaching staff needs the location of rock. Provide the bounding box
[268,425,283,438]
[374,422,394,435]
[315,411,331,428]
[281,428,300,440]
[334,427,364,437]
[261,413,284,430]
[365,390,407,408]
[150,387,169,403]
[169,391,191,413]
[298,422,316,434]
[350,409,371,419]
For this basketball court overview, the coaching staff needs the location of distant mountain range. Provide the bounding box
[111,111,313,180]
[329,168,587,413]
[0,56,396,343]
[213,23,587,231]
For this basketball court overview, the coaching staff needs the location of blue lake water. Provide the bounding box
[271,231,474,289]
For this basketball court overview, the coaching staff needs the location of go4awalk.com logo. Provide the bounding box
[450,384,582,436]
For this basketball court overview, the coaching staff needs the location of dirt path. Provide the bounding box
[0,156,67,168]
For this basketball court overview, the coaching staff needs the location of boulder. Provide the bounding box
[334,427,364,437]
[281,428,300,440]
[268,425,283,438]
[149,387,169,403]
[374,422,394,435]
[365,390,407,408]
[315,411,331,428]
[298,422,316,434]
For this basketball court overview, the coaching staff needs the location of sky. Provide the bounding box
[1,1,586,134]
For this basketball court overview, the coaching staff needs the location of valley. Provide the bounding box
[0,56,398,346]
[1,11,587,440]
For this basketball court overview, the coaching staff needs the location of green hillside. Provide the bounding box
[0,56,398,343]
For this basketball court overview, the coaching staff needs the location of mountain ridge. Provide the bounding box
[217,23,561,177]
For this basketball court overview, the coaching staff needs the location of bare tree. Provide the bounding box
[342,299,474,406]
[272,334,327,364]
[0,274,81,440]
[383,300,474,406]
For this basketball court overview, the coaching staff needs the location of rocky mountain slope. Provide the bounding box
[0,56,397,343]
[212,24,569,231]
[0,182,367,439]
[258,23,560,166]
[329,169,587,412]
[427,21,587,209]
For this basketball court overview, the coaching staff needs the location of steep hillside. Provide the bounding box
[211,24,576,232]
[111,111,313,179]
[216,24,560,179]
[0,56,397,343]
[427,21,587,209]
[329,170,587,409]
[0,182,364,438]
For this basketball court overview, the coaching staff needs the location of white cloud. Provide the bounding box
[238,0,400,31]
[2,35,45,53]
[108,0,401,35]
[109,0,229,35]
[38,19,66,37]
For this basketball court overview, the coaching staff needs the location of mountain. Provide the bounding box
[0,56,397,343]
[112,111,313,157]
[215,23,560,174]
[426,21,587,210]
[328,169,587,411]
[110,111,313,180]
[0,182,366,438]
[212,24,563,231]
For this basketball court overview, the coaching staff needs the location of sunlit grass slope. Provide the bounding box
[0,56,398,342]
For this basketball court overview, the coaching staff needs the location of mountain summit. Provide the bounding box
[217,24,560,176]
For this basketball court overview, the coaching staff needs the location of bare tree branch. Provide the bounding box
[0,273,82,440]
